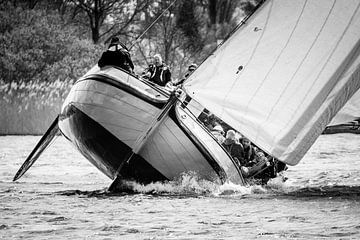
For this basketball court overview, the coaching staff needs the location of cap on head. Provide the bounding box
[110,37,120,45]
[109,37,129,51]
[213,125,224,134]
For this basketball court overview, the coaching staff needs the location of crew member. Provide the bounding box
[98,37,134,73]
[222,129,245,166]
[142,54,171,86]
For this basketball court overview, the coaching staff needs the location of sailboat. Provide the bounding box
[13,0,360,190]
[323,90,360,134]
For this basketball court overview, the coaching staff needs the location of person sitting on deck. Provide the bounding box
[240,137,257,165]
[211,124,225,144]
[240,150,271,179]
[142,54,172,87]
[98,37,134,73]
[241,150,288,184]
[222,129,245,166]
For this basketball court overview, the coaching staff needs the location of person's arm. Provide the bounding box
[164,68,172,84]
[129,59,134,70]
[143,65,155,80]
[98,52,106,68]
[236,144,246,166]
[125,52,134,70]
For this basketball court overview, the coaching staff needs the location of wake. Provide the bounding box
[56,171,360,200]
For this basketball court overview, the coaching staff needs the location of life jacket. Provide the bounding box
[222,139,245,165]
[148,64,170,86]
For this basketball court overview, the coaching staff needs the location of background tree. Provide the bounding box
[176,0,204,53]
[67,0,149,44]
[0,0,260,83]
[0,2,102,83]
[130,0,197,78]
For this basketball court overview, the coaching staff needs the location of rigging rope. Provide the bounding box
[129,0,178,50]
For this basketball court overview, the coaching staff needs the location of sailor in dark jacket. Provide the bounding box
[98,37,134,73]
[240,137,256,165]
[143,54,171,86]
[222,129,245,166]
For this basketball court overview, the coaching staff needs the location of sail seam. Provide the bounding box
[275,0,360,157]
[221,0,274,119]
[253,0,309,143]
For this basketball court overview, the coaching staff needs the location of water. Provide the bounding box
[1,134,360,239]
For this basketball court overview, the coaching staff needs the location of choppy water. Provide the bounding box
[1,134,360,239]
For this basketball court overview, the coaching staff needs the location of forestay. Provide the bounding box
[184,0,360,165]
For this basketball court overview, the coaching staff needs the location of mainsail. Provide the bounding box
[184,0,360,166]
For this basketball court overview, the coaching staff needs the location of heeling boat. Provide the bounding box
[13,63,245,187]
[13,0,360,189]
[57,65,244,185]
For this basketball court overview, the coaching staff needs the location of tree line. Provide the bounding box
[0,0,260,84]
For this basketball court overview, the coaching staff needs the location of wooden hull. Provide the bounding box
[59,67,169,180]
[58,66,244,185]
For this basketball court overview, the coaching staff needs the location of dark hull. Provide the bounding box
[59,104,167,183]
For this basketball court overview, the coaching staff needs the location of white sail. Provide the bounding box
[184,0,360,166]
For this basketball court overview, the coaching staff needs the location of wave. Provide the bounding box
[55,172,360,200]
[56,172,274,198]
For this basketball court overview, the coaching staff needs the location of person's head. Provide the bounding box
[241,137,251,148]
[212,125,224,136]
[257,151,265,158]
[153,54,163,66]
[110,37,119,45]
[109,37,128,51]
[184,63,198,78]
[225,129,236,140]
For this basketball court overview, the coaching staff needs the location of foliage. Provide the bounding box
[66,0,149,44]
[240,0,263,16]
[0,0,258,83]
[0,0,260,134]
[0,3,102,84]
[176,0,204,52]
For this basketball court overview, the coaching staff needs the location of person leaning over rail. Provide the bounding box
[98,37,134,73]
[142,54,171,87]
[240,150,271,178]
[240,150,288,183]
[222,129,245,167]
